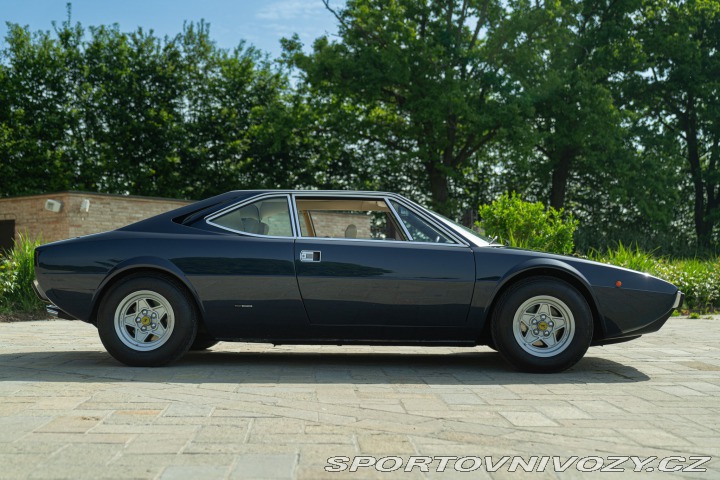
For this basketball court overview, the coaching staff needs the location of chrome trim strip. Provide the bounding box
[386,194,482,247]
[205,193,296,239]
[204,190,474,247]
[289,193,303,238]
[382,194,470,247]
[384,196,414,241]
[205,224,295,240]
[293,236,468,248]
[205,192,293,222]
[291,192,468,247]
[672,290,683,309]
[32,279,49,302]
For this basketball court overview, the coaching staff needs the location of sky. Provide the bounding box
[0,0,340,58]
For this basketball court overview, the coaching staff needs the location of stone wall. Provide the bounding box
[309,212,373,238]
[0,192,190,245]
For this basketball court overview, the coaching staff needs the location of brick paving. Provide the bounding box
[0,317,718,479]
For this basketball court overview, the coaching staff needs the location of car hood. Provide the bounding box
[487,246,677,294]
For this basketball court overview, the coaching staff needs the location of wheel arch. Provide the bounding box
[479,261,604,345]
[89,257,205,326]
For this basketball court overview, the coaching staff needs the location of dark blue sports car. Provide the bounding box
[33,190,684,372]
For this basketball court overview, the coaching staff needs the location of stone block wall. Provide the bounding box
[0,192,190,245]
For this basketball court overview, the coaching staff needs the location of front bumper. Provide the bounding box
[594,289,685,346]
[672,290,685,309]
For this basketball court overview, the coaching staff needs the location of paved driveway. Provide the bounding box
[0,318,718,479]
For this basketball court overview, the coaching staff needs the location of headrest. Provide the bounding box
[242,218,262,234]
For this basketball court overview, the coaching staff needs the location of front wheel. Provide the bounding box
[491,277,593,373]
[97,275,198,367]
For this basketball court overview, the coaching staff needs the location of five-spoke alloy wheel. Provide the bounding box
[492,276,593,373]
[512,295,575,357]
[98,275,198,367]
[114,290,176,351]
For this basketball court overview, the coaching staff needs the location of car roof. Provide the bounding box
[118,190,408,234]
[226,189,398,196]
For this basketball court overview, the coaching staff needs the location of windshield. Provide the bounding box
[429,211,493,247]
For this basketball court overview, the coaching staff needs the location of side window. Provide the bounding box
[389,200,455,244]
[295,198,407,241]
[210,197,293,237]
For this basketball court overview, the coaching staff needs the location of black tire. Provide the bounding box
[190,331,219,351]
[97,274,198,367]
[491,276,593,373]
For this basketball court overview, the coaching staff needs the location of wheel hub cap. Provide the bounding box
[114,290,175,352]
[512,295,576,358]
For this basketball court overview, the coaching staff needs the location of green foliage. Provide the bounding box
[0,19,316,200]
[478,192,578,255]
[654,259,720,313]
[283,0,513,214]
[0,234,44,313]
[0,1,719,255]
[587,242,661,274]
[495,0,640,210]
[631,0,720,249]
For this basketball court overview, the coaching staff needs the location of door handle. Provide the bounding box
[300,250,321,262]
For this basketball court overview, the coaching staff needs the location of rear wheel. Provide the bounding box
[491,276,593,373]
[97,275,198,367]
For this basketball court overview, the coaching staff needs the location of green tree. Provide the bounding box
[177,23,313,198]
[283,0,516,215]
[78,24,187,196]
[493,0,643,211]
[633,0,720,249]
[0,17,313,200]
[0,22,82,196]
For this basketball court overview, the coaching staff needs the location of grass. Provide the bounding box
[0,233,45,318]
[588,242,660,273]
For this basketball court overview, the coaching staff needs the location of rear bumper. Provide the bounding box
[44,304,76,320]
[32,279,49,302]
[33,280,76,320]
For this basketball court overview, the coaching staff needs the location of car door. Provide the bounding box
[293,195,475,327]
[193,194,310,338]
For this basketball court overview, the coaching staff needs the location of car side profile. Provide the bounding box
[33,190,684,372]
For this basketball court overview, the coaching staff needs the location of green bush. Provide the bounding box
[653,259,719,312]
[478,192,578,255]
[0,234,44,313]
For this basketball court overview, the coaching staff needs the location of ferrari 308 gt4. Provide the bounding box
[33,190,684,372]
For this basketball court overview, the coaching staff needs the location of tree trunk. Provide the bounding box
[550,150,572,210]
[683,99,712,248]
[427,162,450,215]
